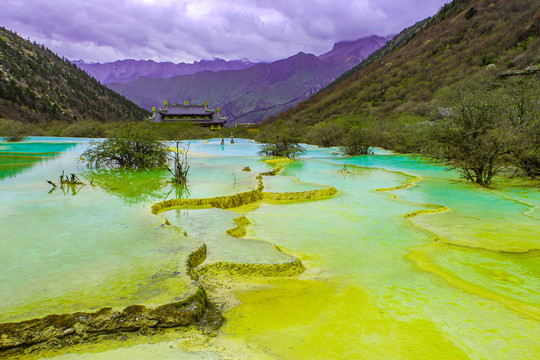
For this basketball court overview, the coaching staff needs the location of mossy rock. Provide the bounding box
[0,288,210,350]
[195,258,305,277]
[260,164,283,176]
[263,186,338,201]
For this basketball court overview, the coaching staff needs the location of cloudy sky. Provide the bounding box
[1,0,449,63]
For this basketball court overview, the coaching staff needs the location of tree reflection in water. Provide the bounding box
[83,168,187,206]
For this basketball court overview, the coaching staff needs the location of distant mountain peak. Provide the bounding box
[319,35,390,61]
[289,51,317,59]
[331,34,384,48]
[76,58,257,84]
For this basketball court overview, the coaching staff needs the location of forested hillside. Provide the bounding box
[264,0,539,151]
[0,26,149,126]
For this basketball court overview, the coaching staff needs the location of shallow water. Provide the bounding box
[1,138,539,359]
[0,139,202,323]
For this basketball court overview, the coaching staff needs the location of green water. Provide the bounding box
[1,138,539,359]
[0,139,200,322]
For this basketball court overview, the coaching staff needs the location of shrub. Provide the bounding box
[307,122,346,147]
[60,120,106,138]
[0,119,26,142]
[339,127,375,156]
[464,7,477,20]
[258,134,305,159]
[80,122,168,169]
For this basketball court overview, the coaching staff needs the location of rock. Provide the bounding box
[0,290,210,351]
[73,322,86,335]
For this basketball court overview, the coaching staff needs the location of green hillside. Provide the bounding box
[263,0,540,151]
[0,27,149,127]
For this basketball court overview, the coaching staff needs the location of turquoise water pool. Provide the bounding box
[1,137,538,359]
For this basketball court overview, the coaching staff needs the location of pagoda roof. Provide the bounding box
[149,102,228,126]
[159,104,213,115]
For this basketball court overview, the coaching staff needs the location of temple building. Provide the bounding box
[148,101,228,130]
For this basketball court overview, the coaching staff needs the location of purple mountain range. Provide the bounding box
[83,35,391,124]
[73,58,256,84]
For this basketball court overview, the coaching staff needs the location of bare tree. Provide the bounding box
[429,76,514,186]
[497,76,540,179]
[167,140,190,184]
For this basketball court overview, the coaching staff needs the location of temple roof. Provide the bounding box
[149,102,228,125]
[159,104,213,115]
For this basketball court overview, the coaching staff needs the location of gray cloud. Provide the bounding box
[0,0,449,63]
